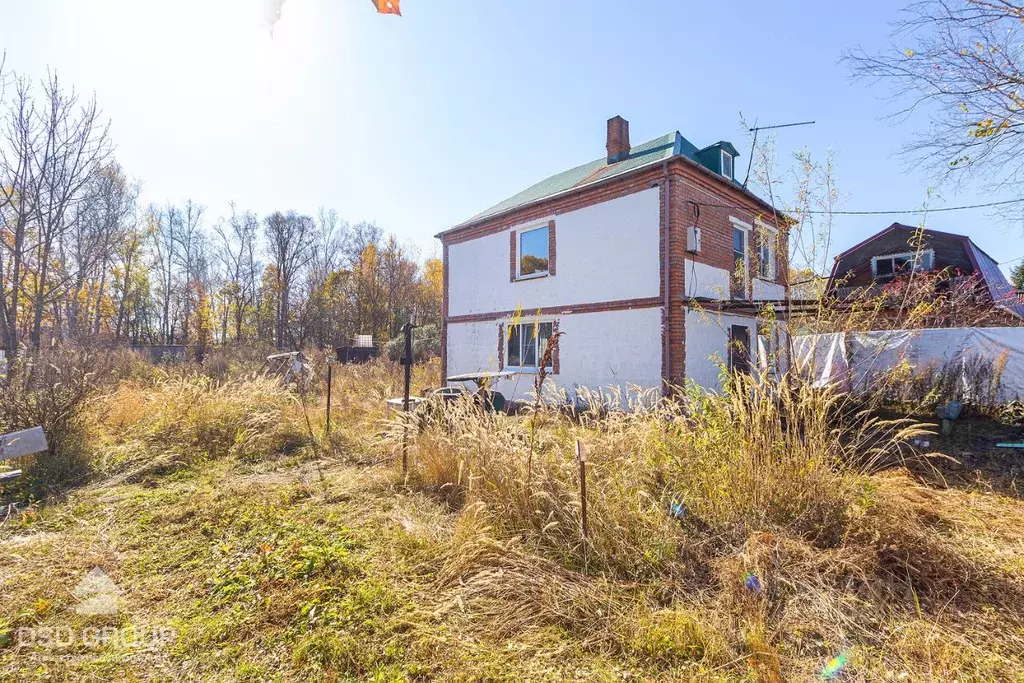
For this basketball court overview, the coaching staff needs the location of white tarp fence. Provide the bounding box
[794,327,1024,403]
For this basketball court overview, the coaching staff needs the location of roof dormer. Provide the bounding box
[696,142,740,181]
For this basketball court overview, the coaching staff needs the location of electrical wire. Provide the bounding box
[693,196,1024,216]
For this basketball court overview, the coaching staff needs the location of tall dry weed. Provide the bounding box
[402,373,925,579]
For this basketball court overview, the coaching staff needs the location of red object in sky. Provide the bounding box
[371,0,401,15]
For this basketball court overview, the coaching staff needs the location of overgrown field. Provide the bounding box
[1,354,1023,681]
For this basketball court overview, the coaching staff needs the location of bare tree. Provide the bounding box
[151,203,180,344]
[112,213,147,342]
[264,211,315,348]
[845,0,1024,188]
[172,199,205,343]
[213,202,259,343]
[0,76,39,359]
[27,71,111,349]
[0,59,445,356]
[88,163,138,335]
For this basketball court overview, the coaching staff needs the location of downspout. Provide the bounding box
[662,160,671,395]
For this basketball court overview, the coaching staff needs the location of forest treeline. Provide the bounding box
[0,65,441,360]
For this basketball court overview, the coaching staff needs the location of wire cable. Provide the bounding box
[693,196,1024,216]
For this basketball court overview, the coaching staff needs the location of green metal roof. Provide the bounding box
[442,131,769,236]
[464,132,680,224]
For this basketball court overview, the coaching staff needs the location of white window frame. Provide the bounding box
[729,217,751,299]
[515,223,551,280]
[721,150,734,179]
[505,319,555,373]
[870,249,934,279]
[756,221,777,281]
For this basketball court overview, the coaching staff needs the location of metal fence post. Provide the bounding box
[326,361,333,441]
[401,321,415,476]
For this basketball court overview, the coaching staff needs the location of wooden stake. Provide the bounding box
[325,362,333,441]
[576,439,588,542]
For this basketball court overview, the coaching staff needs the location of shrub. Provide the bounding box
[384,324,440,363]
[0,347,140,500]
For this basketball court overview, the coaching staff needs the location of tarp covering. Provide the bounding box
[794,327,1024,403]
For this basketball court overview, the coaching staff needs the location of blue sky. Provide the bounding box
[2,0,1020,271]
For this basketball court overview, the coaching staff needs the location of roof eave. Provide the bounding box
[435,154,669,240]
[436,151,788,241]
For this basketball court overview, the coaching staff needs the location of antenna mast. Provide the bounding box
[743,120,815,187]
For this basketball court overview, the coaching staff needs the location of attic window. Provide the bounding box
[721,150,734,179]
[871,250,934,280]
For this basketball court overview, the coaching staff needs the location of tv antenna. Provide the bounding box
[743,120,815,188]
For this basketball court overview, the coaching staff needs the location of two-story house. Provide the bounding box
[436,116,789,403]
[827,223,1024,324]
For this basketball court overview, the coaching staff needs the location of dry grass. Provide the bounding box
[0,359,1022,681]
[86,373,300,483]
[399,372,1024,680]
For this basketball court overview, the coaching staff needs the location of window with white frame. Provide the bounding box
[507,321,553,370]
[871,249,934,280]
[758,226,776,280]
[518,225,549,277]
[721,150,734,179]
[731,219,749,299]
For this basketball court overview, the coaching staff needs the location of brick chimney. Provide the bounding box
[606,115,630,163]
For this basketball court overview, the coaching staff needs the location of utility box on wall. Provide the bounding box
[687,226,702,254]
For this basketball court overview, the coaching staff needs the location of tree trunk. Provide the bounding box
[92,267,108,336]
[30,242,52,350]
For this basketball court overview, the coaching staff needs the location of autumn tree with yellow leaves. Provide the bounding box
[845,1,1024,189]
[0,58,442,360]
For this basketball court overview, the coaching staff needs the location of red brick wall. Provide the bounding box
[548,219,557,276]
[497,322,504,369]
[664,170,686,389]
[667,162,789,296]
[509,231,516,282]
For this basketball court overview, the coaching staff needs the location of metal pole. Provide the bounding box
[402,322,413,412]
[326,361,333,440]
[576,439,588,542]
[401,321,415,475]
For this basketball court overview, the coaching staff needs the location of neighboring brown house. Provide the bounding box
[826,223,1024,323]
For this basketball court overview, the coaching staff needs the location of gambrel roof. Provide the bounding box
[828,223,1024,320]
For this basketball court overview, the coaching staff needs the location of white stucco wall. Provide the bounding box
[684,260,786,302]
[753,279,785,300]
[447,188,661,317]
[684,308,758,392]
[446,320,504,378]
[683,259,730,299]
[446,307,663,405]
[684,309,789,392]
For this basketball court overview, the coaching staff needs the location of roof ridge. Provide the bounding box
[440,129,768,237]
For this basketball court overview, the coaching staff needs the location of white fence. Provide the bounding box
[794,327,1024,403]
